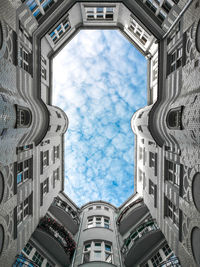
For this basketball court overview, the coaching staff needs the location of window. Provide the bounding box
[83,241,113,263]
[19,45,32,74]
[41,66,46,79]
[166,107,183,129]
[17,144,33,154]
[42,178,49,195]
[49,15,71,44]
[85,6,114,21]
[53,145,60,162]
[43,151,49,168]
[56,111,61,118]
[16,158,32,185]
[23,243,33,255]
[165,160,181,186]
[129,19,150,46]
[149,179,157,207]
[16,106,32,128]
[149,179,155,195]
[56,125,61,132]
[104,207,109,211]
[151,251,163,267]
[17,195,32,225]
[87,216,110,229]
[165,197,179,226]
[162,243,172,257]
[32,251,44,267]
[26,0,54,20]
[149,152,156,168]
[96,205,101,209]
[53,168,59,188]
[88,207,93,211]
[168,46,183,74]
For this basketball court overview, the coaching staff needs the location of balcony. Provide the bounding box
[122,220,164,267]
[49,197,80,235]
[79,262,117,267]
[158,257,181,266]
[33,216,76,267]
[13,254,39,267]
[117,198,148,235]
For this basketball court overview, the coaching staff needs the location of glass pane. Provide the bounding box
[94,251,101,260]
[105,244,111,251]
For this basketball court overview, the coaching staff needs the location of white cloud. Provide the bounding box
[53,30,147,207]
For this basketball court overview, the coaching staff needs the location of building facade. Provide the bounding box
[0,0,199,266]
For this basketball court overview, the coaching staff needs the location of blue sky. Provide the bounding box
[53,30,147,207]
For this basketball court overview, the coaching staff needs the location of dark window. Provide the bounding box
[166,106,183,129]
[167,46,182,75]
[56,125,61,132]
[165,160,181,186]
[17,158,32,185]
[16,106,32,128]
[165,197,179,226]
[17,194,32,225]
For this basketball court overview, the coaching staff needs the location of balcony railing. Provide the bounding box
[158,257,181,266]
[13,254,39,267]
[54,197,80,225]
[117,198,143,225]
[39,216,76,259]
[121,219,159,254]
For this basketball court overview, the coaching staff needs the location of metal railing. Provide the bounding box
[13,255,39,267]
[117,198,143,225]
[158,257,181,267]
[39,216,76,259]
[54,197,80,225]
[121,219,159,254]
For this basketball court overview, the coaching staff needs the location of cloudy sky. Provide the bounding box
[53,30,147,207]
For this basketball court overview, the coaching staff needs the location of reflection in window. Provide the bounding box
[17,194,32,225]
[83,241,113,263]
[85,6,114,21]
[49,15,71,44]
[87,216,110,229]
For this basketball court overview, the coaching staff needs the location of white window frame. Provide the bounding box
[17,196,31,225]
[82,241,113,263]
[87,216,110,229]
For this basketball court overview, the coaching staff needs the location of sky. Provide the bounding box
[53,30,147,207]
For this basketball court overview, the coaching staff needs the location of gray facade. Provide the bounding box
[0,0,199,266]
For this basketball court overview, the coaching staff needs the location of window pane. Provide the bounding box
[105,244,111,251]
[94,251,101,260]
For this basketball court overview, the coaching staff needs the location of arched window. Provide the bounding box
[16,105,32,128]
[166,106,183,130]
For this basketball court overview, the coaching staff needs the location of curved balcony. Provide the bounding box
[78,262,117,267]
[49,197,80,235]
[13,254,39,266]
[33,216,76,267]
[122,220,164,267]
[158,257,181,266]
[117,199,148,235]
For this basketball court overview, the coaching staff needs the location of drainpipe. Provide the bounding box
[71,212,84,267]
[114,212,123,267]
[163,0,194,39]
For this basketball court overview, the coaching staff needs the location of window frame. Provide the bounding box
[87,215,110,229]
[82,241,113,263]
